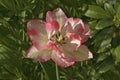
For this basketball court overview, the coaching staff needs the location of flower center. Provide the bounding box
[56,32,64,43]
[50,31,66,44]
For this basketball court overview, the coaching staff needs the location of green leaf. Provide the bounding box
[85,5,110,19]
[96,18,113,30]
[96,0,107,6]
[0,73,17,80]
[114,45,120,63]
[104,3,115,16]
[116,4,120,15]
[40,62,57,80]
[113,5,120,27]
[97,53,108,63]
[97,57,114,74]
[100,38,112,47]
[114,2,120,11]
[93,27,113,48]
[0,0,16,10]
[111,32,120,48]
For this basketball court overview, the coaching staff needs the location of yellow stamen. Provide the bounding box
[57,34,63,43]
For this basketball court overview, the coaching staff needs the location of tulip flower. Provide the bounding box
[26,8,93,68]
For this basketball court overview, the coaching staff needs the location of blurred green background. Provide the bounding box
[0,0,120,80]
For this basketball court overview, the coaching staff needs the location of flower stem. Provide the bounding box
[39,62,49,80]
[56,64,60,80]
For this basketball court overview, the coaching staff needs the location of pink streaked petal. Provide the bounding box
[46,8,67,29]
[46,11,54,22]
[66,18,82,28]
[27,20,48,50]
[60,45,93,62]
[64,18,91,43]
[27,20,46,35]
[25,46,52,62]
[68,33,79,40]
[66,33,81,46]
[61,42,78,53]
[27,28,39,36]
[64,17,85,34]
[46,41,55,49]
[75,45,93,60]
[81,24,91,43]
[59,42,78,62]
[51,50,75,68]
[70,39,81,47]
[46,21,59,38]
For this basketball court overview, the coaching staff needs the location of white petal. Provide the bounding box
[27,20,48,50]
[61,45,93,62]
[51,50,75,68]
[26,46,52,62]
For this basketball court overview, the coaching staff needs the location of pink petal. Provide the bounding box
[66,33,81,47]
[59,42,79,62]
[46,8,67,29]
[25,46,52,62]
[46,21,59,38]
[61,45,93,62]
[74,45,93,61]
[61,42,78,53]
[51,50,75,68]
[81,24,91,43]
[27,20,48,50]
[64,18,85,34]
[63,17,90,43]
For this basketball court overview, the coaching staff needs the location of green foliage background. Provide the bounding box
[0,0,120,80]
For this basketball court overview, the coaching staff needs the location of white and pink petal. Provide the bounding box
[27,20,48,50]
[64,18,85,34]
[46,21,59,38]
[66,33,82,46]
[59,42,78,62]
[25,46,52,62]
[51,50,75,68]
[46,8,67,29]
[60,45,93,62]
[63,17,91,43]
[71,45,93,61]
[81,24,91,43]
